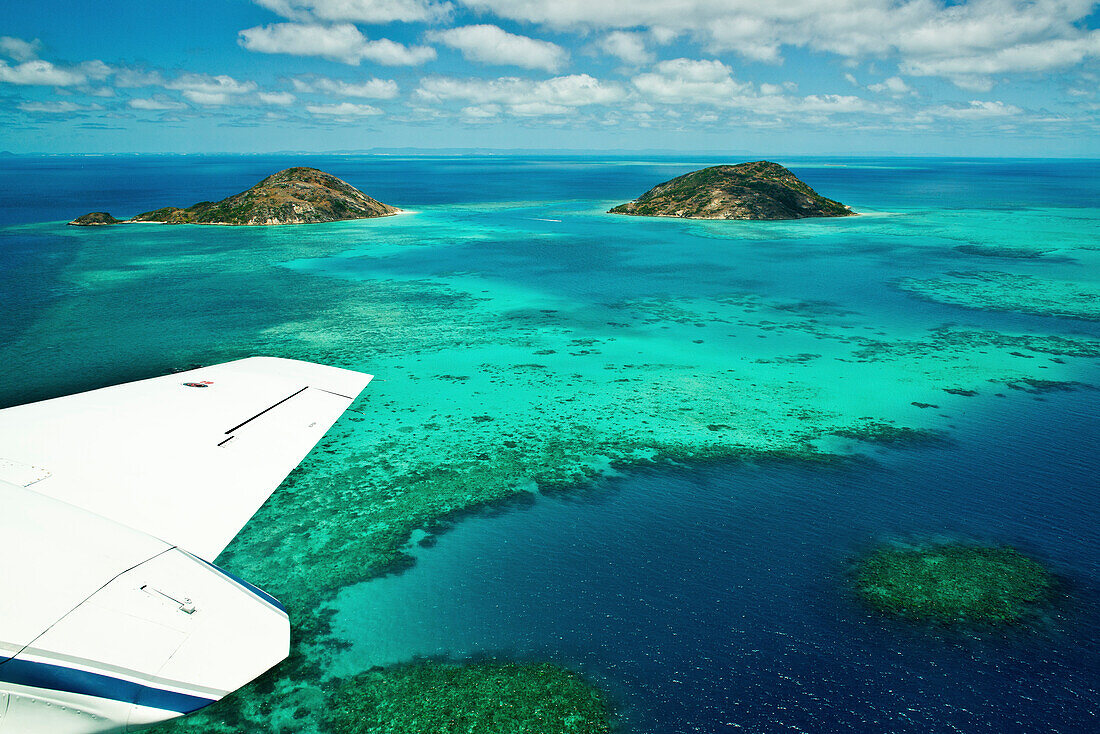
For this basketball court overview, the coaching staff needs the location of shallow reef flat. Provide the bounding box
[898,271,1100,321]
[329,661,611,734]
[913,207,1100,261]
[209,284,1100,623]
[4,195,1099,733]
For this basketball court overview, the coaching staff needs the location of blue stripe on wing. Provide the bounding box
[0,655,216,713]
[189,554,287,615]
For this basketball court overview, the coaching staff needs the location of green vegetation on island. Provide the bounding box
[609,161,855,220]
[328,661,613,734]
[70,167,399,226]
[854,544,1055,625]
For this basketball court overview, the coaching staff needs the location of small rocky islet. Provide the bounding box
[610,160,855,220]
[854,543,1056,625]
[68,211,122,225]
[69,167,398,226]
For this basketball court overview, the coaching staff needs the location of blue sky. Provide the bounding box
[2,0,1098,155]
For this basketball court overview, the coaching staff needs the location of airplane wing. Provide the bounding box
[0,356,372,561]
[0,357,372,733]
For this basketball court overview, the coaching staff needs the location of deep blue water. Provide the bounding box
[335,387,1100,734]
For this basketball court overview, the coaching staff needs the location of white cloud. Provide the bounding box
[114,69,166,88]
[292,75,399,98]
[867,76,913,96]
[306,101,384,116]
[80,60,113,80]
[460,0,1100,82]
[166,73,258,105]
[628,57,896,120]
[902,31,1100,78]
[795,94,888,114]
[705,15,783,62]
[0,55,113,88]
[358,37,437,65]
[239,22,435,65]
[18,100,101,113]
[509,101,572,116]
[631,58,751,105]
[597,31,653,65]
[430,24,568,72]
[649,26,678,45]
[460,103,501,119]
[259,91,297,105]
[416,73,626,116]
[927,99,1023,119]
[239,22,367,64]
[948,76,996,92]
[0,59,85,86]
[416,57,893,125]
[0,36,41,62]
[180,91,231,105]
[128,96,186,110]
[254,0,452,23]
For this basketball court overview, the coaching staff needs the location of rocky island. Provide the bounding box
[610,161,855,220]
[68,211,123,226]
[68,167,399,226]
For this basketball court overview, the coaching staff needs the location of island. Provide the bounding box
[328,661,613,734]
[854,543,1055,625]
[68,167,399,226]
[609,161,855,220]
[68,212,122,226]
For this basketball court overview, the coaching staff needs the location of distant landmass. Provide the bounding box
[609,161,855,220]
[69,167,399,226]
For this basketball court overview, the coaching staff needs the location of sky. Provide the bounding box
[1,0,1098,155]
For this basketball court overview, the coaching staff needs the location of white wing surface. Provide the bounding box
[0,357,372,561]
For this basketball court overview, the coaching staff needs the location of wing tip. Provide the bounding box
[224,356,372,397]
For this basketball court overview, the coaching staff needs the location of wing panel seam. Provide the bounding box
[0,547,177,671]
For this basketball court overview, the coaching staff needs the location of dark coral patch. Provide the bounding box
[855,544,1055,625]
[329,661,613,734]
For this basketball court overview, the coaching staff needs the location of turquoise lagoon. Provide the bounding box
[0,156,1097,732]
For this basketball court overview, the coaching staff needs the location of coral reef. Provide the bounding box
[897,272,1100,321]
[854,544,1055,624]
[6,196,1096,734]
[328,661,612,734]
